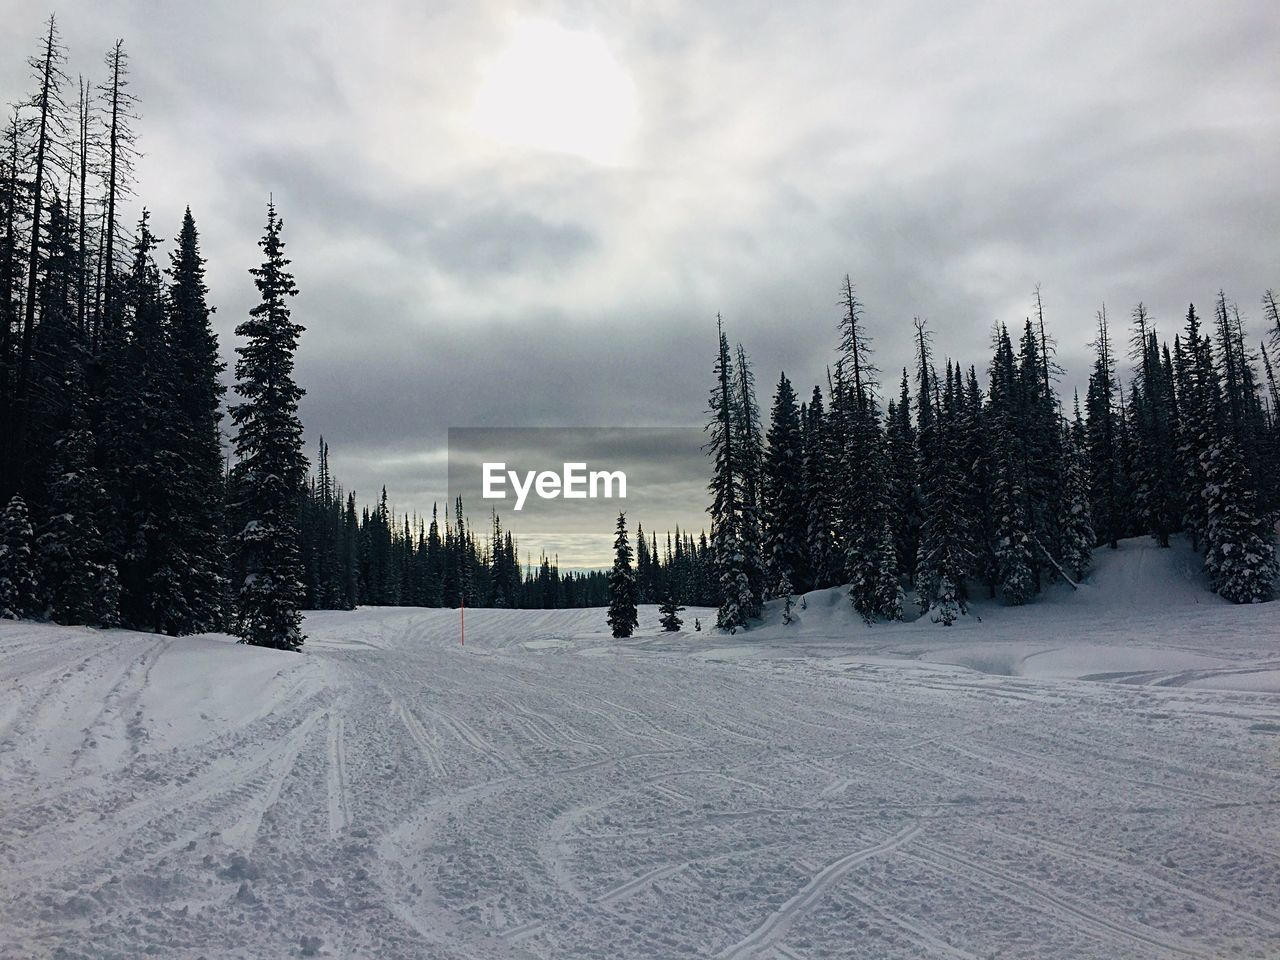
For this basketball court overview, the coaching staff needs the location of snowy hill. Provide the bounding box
[1,536,1278,958]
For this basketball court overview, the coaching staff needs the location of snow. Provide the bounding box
[2,535,1278,958]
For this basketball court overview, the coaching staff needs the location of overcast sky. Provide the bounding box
[3,0,1277,562]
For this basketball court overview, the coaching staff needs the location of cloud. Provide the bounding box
[3,0,1276,556]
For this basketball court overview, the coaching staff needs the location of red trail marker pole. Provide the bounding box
[461,598,465,647]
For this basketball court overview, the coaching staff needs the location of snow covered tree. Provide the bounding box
[1202,438,1278,603]
[607,512,638,638]
[988,328,1036,604]
[913,322,972,623]
[229,202,307,650]
[1085,308,1123,549]
[707,317,755,630]
[39,404,119,625]
[802,386,839,588]
[960,366,1000,598]
[100,211,195,634]
[166,207,228,632]
[885,370,922,579]
[732,343,767,610]
[658,593,684,631]
[1057,394,1096,582]
[762,372,808,592]
[0,494,39,619]
[832,280,900,621]
[1173,308,1218,550]
[777,571,796,624]
[1127,304,1178,547]
[871,518,904,621]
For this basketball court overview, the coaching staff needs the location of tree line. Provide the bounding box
[0,17,633,646]
[698,278,1280,631]
[0,18,320,648]
[297,459,616,611]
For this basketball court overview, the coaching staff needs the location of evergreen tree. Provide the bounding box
[38,400,119,625]
[778,571,796,625]
[658,593,684,632]
[1128,304,1177,546]
[960,366,999,597]
[105,212,193,634]
[166,207,227,631]
[607,512,638,638]
[1201,438,1278,603]
[1174,307,1218,550]
[802,386,838,588]
[988,327,1035,604]
[913,321,972,623]
[833,279,900,621]
[733,343,767,609]
[762,372,807,592]
[0,494,39,619]
[229,202,307,650]
[1086,308,1122,548]
[885,370,922,579]
[1057,394,1096,582]
[707,316,754,630]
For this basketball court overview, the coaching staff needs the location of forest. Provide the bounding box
[2,17,1277,652]
[682,279,1280,633]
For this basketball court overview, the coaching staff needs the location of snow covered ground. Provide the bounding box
[1,536,1278,959]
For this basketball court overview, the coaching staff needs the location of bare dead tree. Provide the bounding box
[97,39,138,339]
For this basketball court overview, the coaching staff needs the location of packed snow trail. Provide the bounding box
[1,538,1279,959]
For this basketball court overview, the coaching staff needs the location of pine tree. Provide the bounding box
[1202,438,1278,603]
[1128,304,1178,547]
[1086,307,1122,548]
[1057,394,1096,581]
[989,326,1036,604]
[0,494,39,619]
[762,372,808,592]
[802,386,838,588]
[658,593,684,632]
[777,570,796,624]
[707,316,753,630]
[104,211,193,634]
[607,512,638,638]
[13,16,70,479]
[166,207,227,631]
[229,202,307,650]
[733,343,767,610]
[885,370,922,579]
[1174,307,1218,550]
[913,321,972,623]
[38,399,119,625]
[960,366,999,597]
[833,279,900,621]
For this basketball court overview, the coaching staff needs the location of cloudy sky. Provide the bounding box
[2,0,1277,562]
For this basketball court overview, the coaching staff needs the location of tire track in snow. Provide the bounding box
[985,825,1280,934]
[906,842,1212,958]
[328,713,352,838]
[717,823,923,959]
[223,709,322,851]
[843,889,980,960]
[491,691,602,752]
[594,862,689,905]
[498,918,545,943]
[419,702,516,772]
[392,700,446,777]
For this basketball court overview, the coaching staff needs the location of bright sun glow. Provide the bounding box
[471,19,638,165]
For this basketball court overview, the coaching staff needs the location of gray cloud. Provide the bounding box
[3,0,1276,561]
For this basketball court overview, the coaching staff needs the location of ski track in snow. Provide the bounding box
[1,540,1279,958]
